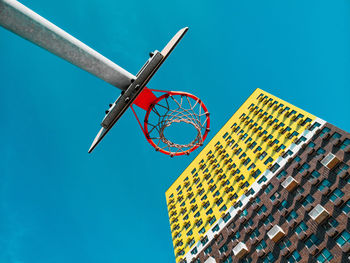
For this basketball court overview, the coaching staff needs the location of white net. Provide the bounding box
[145,92,210,156]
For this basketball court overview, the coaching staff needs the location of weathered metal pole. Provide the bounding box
[0,0,135,90]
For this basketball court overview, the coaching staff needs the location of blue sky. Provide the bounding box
[0,0,349,262]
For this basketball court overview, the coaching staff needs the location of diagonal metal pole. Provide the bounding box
[0,0,135,90]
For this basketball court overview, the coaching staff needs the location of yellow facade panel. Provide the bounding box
[165,88,316,261]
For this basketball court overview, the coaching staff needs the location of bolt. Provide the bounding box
[125,97,130,102]
[105,110,109,114]
[149,52,154,57]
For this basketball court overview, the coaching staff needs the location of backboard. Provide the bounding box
[88,28,189,153]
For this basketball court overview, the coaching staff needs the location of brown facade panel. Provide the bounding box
[191,122,350,263]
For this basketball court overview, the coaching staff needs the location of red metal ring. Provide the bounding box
[143,91,210,156]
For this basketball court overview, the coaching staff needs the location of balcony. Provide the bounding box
[282,176,299,192]
[297,231,308,240]
[326,227,338,237]
[309,204,329,224]
[233,242,248,259]
[267,225,285,242]
[321,153,340,170]
[341,243,350,253]
[281,247,290,257]
[257,249,266,257]
[320,186,331,195]
[308,244,319,255]
[204,257,216,263]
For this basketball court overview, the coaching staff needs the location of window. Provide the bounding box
[298,163,310,173]
[240,209,248,217]
[187,229,193,236]
[264,157,273,165]
[319,127,330,138]
[295,136,307,145]
[241,257,252,263]
[194,211,200,218]
[259,151,267,160]
[331,132,341,140]
[336,230,350,248]
[318,179,332,191]
[295,113,304,121]
[340,138,350,150]
[342,200,350,214]
[277,170,287,180]
[301,195,314,207]
[206,208,213,215]
[201,235,209,246]
[295,222,308,235]
[309,122,321,131]
[256,240,267,251]
[249,141,257,150]
[334,163,349,175]
[243,157,251,166]
[279,238,291,250]
[288,131,299,139]
[216,197,223,206]
[219,244,228,254]
[287,251,301,262]
[199,227,206,234]
[191,247,198,255]
[257,205,267,215]
[294,156,301,163]
[305,234,320,248]
[213,190,220,197]
[270,192,281,202]
[323,217,339,231]
[220,204,227,212]
[310,170,320,180]
[223,213,231,223]
[329,188,344,202]
[251,229,260,239]
[278,200,289,211]
[247,163,256,171]
[262,252,275,263]
[282,150,293,158]
[308,142,315,148]
[204,245,211,254]
[196,219,203,227]
[213,224,220,232]
[209,216,216,225]
[276,144,286,152]
[316,147,326,155]
[265,183,274,194]
[270,163,280,173]
[252,169,261,179]
[254,146,262,153]
[263,215,274,225]
[286,211,298,222]
[258,176,267,184]
[316,248,333,263]
[243,218,253,229]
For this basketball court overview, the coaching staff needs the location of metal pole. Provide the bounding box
[0,0,135,90]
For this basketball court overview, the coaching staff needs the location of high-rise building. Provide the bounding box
[165,88,350,263]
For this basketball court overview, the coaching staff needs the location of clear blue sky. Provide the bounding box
[0,0,349,262]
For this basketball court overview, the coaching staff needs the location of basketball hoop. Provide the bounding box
[131,88,210,156]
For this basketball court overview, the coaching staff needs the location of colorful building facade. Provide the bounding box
[165,88,328,262]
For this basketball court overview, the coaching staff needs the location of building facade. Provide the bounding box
[165,89,350,263]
